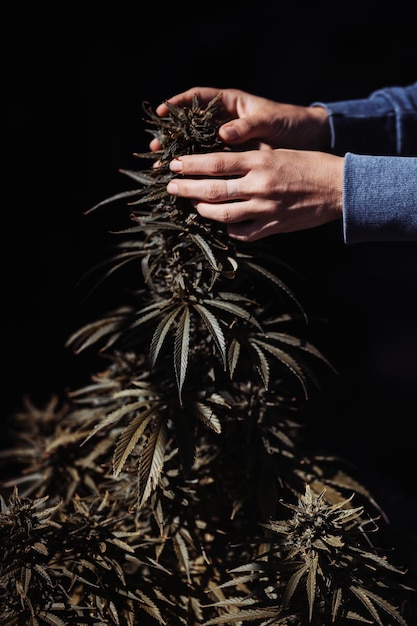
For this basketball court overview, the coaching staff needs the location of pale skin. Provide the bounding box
[149,87,344,242]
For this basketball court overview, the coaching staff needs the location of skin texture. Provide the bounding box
[150,87,344,242]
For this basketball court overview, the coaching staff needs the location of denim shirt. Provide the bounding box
[313,83,417,244]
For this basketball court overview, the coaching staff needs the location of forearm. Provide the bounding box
[342,153,417,244]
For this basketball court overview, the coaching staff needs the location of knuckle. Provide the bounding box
[206,153,229,175]
[221,207,232,224]
[219,206,234,223]
[206,182,225,201]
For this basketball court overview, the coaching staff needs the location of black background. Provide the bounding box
[4,1,417,577]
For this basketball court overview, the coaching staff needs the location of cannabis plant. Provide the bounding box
[0,94,414,625]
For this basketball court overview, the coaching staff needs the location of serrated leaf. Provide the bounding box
[189,232,220,271]
[266,330,337,372]
[331,587,343,623]
[205,298,263,331]
[82,399,153,445]
[37,612,67,626]
[227,337,241,378]
[138,419,167,508]
[113,408,154,476]
[349,545,408,574]
[306,551,319,622]
[109,537,136,553]
[133,587,167,624]
[193,401,222,434]
[350,586,385,625]
[173,530,191,582]
[243,259,307,321]
[351,585,408,626]
[251,337,309,397]
[203,607,279,624]
[149,305,182,368]
[249,341,270,389]
[119,168,158,185]
[85,188,144,215]
[283,564,309,607]
[193,303,227,368]
[66,312,127,353]
[174,307,191,402]
[129,299,176,332]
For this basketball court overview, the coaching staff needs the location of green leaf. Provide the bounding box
[138,419,168,508]
[174,307,191,402]
[113,409,154,477]
[149,305,182,368]
[193,303,227,368]
[227,338,241,379]
[243,259,307,321]
[66,310,129,353]
[306,551,319,622]
[249,341,270,389]
[193,401,222,434]
[85,187,144,215]
[189,232,220,271]
[350,586,408,626]
[283,563,309,607]
[82,399,154,445]
[266,331,337,372]
[130,299,175,331]
[172,530,191,583]
[205,298,263,331]
[250,337,309,397]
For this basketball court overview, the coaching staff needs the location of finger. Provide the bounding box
[149,137,162,152]
[169,152,250,177]
[220,117,273,145]
[227,219,280,242]
[195,202,248,224]
[193,200,279,241]
[167,177,243,202]
[193,200,262,224]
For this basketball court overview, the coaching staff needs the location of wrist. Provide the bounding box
[330,155,344,219]
[309,105,331,151]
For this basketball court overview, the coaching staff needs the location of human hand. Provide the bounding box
[150,87,331,153]
[166,148,344,241]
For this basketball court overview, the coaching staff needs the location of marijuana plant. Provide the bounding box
[0,94,414,625]
[204,485,413,625]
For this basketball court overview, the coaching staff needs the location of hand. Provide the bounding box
[150,87,331,153]
[166,148,344,241]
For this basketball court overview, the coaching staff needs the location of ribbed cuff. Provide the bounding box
[343,153,417,244]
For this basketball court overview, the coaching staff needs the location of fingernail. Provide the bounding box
[170,158,183,173]
[167,181,178,195]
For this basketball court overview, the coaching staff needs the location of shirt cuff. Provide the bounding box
[343,153,417,244]
[311,83,417,156]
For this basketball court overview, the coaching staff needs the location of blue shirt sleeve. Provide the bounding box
[312,83,417,244]
[313,82,417,156]
[343,153,417,244]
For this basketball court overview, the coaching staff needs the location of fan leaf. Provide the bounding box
[113,409,154,477]
[193,303,227,368]
[138,419,168,508]
[149,304,182,368]
[174,307,191,402]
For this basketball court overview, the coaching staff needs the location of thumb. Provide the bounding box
[219,117,268,145]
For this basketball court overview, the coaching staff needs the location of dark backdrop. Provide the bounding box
[4,1,417,571]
